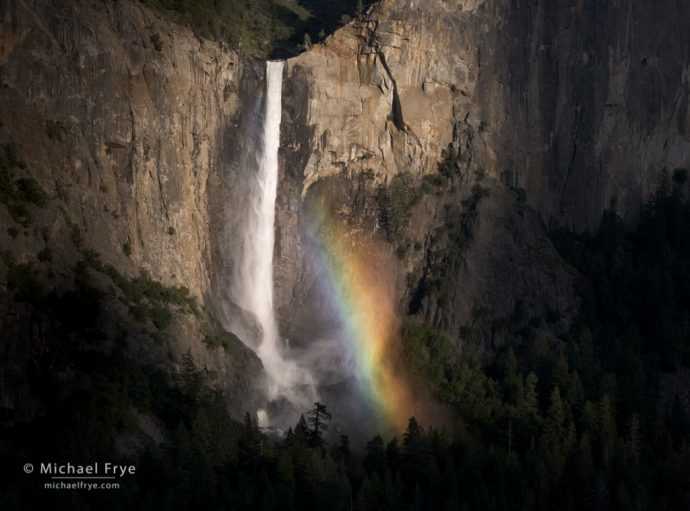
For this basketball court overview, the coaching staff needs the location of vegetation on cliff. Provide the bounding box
[142,0,373,57]
[0,142,48,227]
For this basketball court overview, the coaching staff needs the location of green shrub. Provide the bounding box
[471,182,490,199]
[37,247,53,262]
[15,178,47,206]
[148,306,173,330]
[69,221,83,247]
[150,32,163,51]
[0,167,13,198]
[7,262,44,303]
[395,240,410,260]
[377,171,421,238]
[3,142,25,169]
[45,120,68,142]
[672,168,688,185]
[0,144,47,226]
[357,168,376,187]
[204,332,241,353]
[71,249,200,335]
[81,248,103,270]
[0,249,13,266]
[421,173,447,192]
[7,202,32,226]
[168,226,176,236]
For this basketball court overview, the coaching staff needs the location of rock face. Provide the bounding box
[284,0,690,230]
[0,0,687,416]
[0,0,264,418]
[0,0,237,299]
[274,0,689,350]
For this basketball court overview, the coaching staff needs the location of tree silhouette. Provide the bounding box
[307,402,332,448]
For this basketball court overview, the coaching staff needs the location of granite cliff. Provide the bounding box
[0,0,265,419]
[276,0,688,355]
[286,0,689,228]
[0,0,688,423]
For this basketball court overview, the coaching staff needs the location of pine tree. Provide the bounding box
[275,451,296,511]
[180,350,201,401]
[520,371,541,437]
[191,408,213,461]
[356,0,364,17]
[335,435,350,462]
[386,436,400,475]
[294,415,309,445]
[545,387,565,446]
[598,394,617,464]
[307,402,332,448]
[543,387,567,476]
[364,435,385,475]
[401,418,425,499]
[625,413,640,466]
[239,411,262,465]
[574,433,594,507]
[302,32,312,49]
[403,417,422,450]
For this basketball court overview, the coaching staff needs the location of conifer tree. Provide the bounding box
[364,435,385,475]
[307,402,332,448]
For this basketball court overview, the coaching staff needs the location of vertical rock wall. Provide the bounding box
[284,0,689,230]
[275,0,689,351]
[0,0,265,417]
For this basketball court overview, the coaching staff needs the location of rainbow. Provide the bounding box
[304,202,416,431]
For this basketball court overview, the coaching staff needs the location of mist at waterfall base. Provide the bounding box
[229,61,423,437]
[300,203,424,435]
[258,211,423,437]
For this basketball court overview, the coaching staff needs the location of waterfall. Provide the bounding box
[236,60,315,425]
[241,61,281,367]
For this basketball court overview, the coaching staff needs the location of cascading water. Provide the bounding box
[235,60,315,426]
[229,62,409,435]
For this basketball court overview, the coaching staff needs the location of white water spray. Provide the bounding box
[236,61,315,423]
